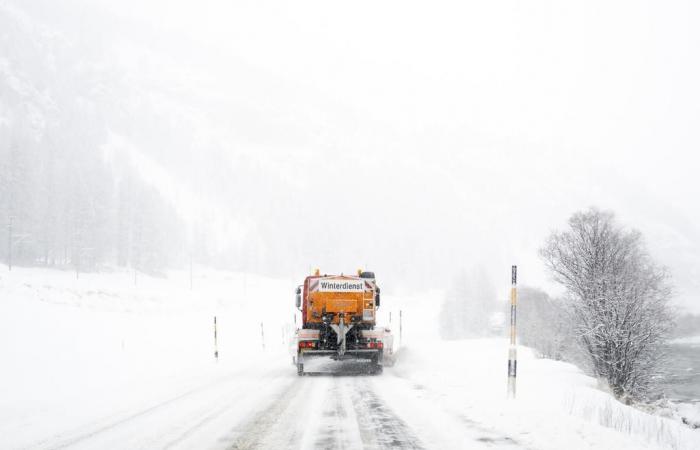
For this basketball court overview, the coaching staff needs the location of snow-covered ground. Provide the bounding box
[0,266,697,449]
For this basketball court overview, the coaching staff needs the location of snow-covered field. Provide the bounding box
[0,266,697,449]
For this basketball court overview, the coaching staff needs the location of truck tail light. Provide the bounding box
[365,340,383,349]
[299,341,316,349]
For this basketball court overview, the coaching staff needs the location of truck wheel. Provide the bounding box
[297,363,304,376]
[371,363,383,375]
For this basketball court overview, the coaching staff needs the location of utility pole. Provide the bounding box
[7,215,12,271]
[7,145,15,272]
[507,265,518,399]
[189,253,193,290]
[75,246,80,280]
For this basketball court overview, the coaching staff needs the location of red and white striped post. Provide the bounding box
[507,265,518,398]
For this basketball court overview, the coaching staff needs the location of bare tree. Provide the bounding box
[540,208,673,402]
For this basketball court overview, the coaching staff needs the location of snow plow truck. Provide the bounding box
[294,270,391,375]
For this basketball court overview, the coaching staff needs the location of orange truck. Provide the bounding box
[294,270,391,375]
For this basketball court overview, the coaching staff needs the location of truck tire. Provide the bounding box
[297,362,304,376]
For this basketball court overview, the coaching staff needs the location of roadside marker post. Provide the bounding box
[260,321,265,351]
[507,265,518,399]
[214,316,219,361]
[399,310,403,348]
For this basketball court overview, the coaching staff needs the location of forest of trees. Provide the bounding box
[515,287,571,361]
[0,5,187,275]
[0,132,185,275]
[439,266,499,339]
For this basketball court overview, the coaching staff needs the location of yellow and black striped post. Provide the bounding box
[507,265,518,398]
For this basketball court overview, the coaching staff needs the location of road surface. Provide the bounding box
[20,360,522,450]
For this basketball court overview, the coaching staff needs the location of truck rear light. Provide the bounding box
[298,341,316,349]
[377,342,383,349]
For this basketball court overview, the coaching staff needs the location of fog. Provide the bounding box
[2,0,699,310]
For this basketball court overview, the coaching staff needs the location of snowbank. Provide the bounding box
[379,284,699,450]
[380,339,699,450]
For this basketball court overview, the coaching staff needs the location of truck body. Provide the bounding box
[294,270,389,375]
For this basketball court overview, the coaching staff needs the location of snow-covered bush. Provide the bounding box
[540,208,674,402]
[564,390,698,450]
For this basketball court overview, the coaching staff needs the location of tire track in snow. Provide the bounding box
[33,385,208,450]
[351,378,425,449]
[227,375,425,450]
[307,377,363,450]
[25,366,286,450]
[160,373,296,449]
[227,376,318,449]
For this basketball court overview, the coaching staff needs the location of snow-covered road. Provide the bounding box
[19,363,292,450]
[20,361,521,450]
[230,372,426,450]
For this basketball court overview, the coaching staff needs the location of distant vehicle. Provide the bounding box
[293,269,390,375]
